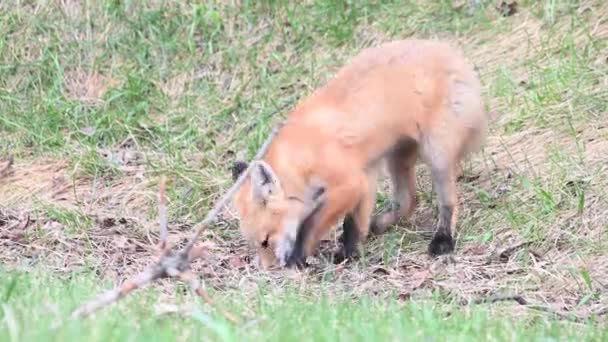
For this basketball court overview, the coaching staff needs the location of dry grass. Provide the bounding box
[63,69,118,104]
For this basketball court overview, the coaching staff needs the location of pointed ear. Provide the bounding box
[231,160,249,182]
[250,160,281,204]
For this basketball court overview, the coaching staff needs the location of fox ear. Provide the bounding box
[250,160,281,204]
[231,160,248,182]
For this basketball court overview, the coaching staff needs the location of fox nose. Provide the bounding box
[275,236,295,268]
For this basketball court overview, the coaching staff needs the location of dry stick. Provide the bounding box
[70,120,288,321]
[70,265,161,319]
[496,241,533,261]
[0,155,13,178]
[466,294,608,323]
[467,294,528,306]
[525,304,608,323]
[158,176,169,252]
[177,270,239,323]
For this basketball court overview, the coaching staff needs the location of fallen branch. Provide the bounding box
[157,176,169,252]
[70,121,288,321]
[0,155,13,178]
[464,293,608,323]
[497,241,533,261]
[467,294,528,305]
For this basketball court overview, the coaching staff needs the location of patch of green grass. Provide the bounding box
[35,204,93,235]
[1,0,605,220]
[0,270,606,342]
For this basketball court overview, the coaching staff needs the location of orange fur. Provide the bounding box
[231,39,488,269]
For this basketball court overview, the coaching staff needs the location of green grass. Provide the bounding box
[1,270,606,342]
[1,0,608,340]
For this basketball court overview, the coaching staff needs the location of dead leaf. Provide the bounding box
[8,230,25,242]
[223,149,235,160]
[498,241,533,262]
[14,215,30,232]
[528,248,543,261]
[113,235,131,250]
[41,221,64,240]
[496,0,518,17]
[517,73,529,87]
[101,217,117,228]
[0,214,29,242]
[398,292,411,301]
[188,244,208,261]
[121,151,143,165]
[488,110,501,121]
[411,269,430,289]
[198,240,218,250]
[463,244,487,256]
[452,0,466,11]
[372,267,390,276]
[80,127,96,137]
[0,156,14,178]
[154,303,183,316]
[397,269,430,301]
[457,174,480,183]
[227,255,248,269]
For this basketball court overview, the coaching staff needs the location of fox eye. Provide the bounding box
[260,234,270,249]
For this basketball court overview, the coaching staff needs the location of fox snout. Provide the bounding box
[275,232,296,267]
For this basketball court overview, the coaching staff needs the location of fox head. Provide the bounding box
[231,159,326,269]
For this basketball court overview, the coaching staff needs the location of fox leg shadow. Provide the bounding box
[369,142,418,236]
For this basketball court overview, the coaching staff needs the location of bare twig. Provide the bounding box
[70,266,161,318]
[464,293,608,323]
[0,155,13,178]
[497,241,533,261]
[524,305,608,323]
[158,176,168,252]
[467,294,528,305]
[177,271,239,323]
[70,120,287,321]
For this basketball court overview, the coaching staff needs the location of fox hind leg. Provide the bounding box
[422,128,462,257]
[427,163,458,256]
[371,141,418,235]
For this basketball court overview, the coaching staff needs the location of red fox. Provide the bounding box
[231,39,488,269]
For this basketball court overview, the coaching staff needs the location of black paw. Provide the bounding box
[332,250,348,264]
[332,248,356,264]
[370,216,389,235]
[284,251,308,269]
[428,233,454,257]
